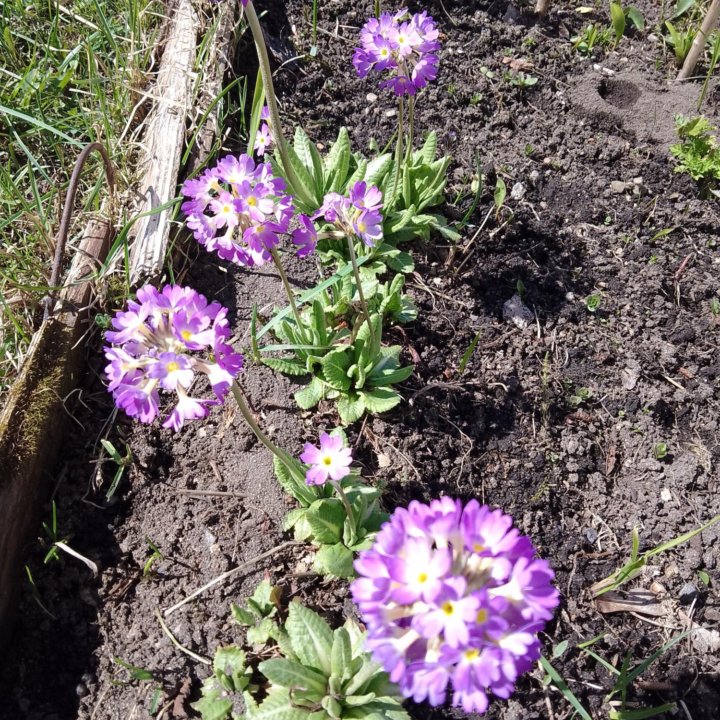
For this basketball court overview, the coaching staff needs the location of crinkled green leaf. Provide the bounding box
[359,387,402,414]
[330,627,352,680]
[321,350,352,392]
[259,658,327,695]
[313,542,355,578]
[295,376,326,410]
[286,602,334,676]
[306,499,346,545]
[337,392,365,424]
[244,687,311,720]
[262,357,309,376]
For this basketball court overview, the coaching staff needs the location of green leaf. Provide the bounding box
[385,250,414,274]
[325,127,351,193]
[295,376,326,410]
[247,617,280,646]
[368,364,414,387]
[306,499,346,544]
[346,158,367,189]
[246,68,265,156]
[672,0,696,19]
[213,645,249,691]
[321,349,352,392]
[280,144,318,208]
[337,393,366,424]
[540,657,592,720]
[330,627,352,679]
[273,455,318,507]
[610,3,625,44]
[312,542,355,578]
[494,176,506,209]
[294,126,324,193]
[364,153,393,188]
[359,388,402,414]
[259,658,327,695]
[420,131,438,164]
[262,357,309,376]
[231,604,257,626]
[625,6,644,30]
[286,602,334,676]
[244,687,311,720]
[192,688,233,720]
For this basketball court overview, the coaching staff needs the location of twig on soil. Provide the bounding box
[163,540,300,616]
[174,489,247,499]
[661,374,685,391]
[677,0,720,80]
[155,608,211,665]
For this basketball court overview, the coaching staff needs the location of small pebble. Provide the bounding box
[610,180,626,194]
[76,683,88,698]
[679,582,699,605]
[584,527,598,544]
[366,93,377,103]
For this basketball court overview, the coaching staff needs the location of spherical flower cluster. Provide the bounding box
[351,498,560,714]
[353,8,440,96]
[181,154,294,267]
[303,181,383,247]
[300,431,353,486]
[104,284,244,431]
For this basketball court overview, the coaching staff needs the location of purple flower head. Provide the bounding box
[351,498,560,714]
[353,9,441,96]
[300,431,353,486]
[315,182,384,247]
[292,214,318,257]
[104,284,244,431]
[181,154,294,268]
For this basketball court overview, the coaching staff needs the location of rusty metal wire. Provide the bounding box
[43,142,116,321]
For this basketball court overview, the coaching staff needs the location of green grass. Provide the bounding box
[0,0,163,397]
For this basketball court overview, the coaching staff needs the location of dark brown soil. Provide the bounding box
[2,1,719,719]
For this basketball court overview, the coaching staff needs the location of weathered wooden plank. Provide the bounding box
[0,218,111,649]
[129,0,198,283]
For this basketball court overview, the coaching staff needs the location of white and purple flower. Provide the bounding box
[303,181,384,247]
[104,284,244,431]
[181,153,295,267]
[351,498,560,714]
[300,431,353,486]
[353,8,440,96]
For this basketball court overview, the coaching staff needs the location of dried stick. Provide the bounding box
[163,540,299,616]
[677,0,720,80]
[535,0,551,17]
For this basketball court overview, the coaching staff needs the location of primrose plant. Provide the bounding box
[195,583,409,720]
[276,430,387,577]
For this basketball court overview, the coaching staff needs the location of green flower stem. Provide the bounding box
[244,1,314,207]
[269,247,308,340]
[231,381,298,474]
[346,235,375,349]
[391,96,404,205]
[374,0,381,19]
[405,95,415,165]
[331,479,358,546]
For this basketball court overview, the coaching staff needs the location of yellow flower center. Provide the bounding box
[223,205,231,214]
[464,649,480,661]
[181,330,192,341]
[323,456,333,466]
[473,543,485,553]
[476,608,488,624]
[442,601,455,616]
[166,361,180,372]
[248,196,257,206]
[418,572,428,583]
[357,221,366,232]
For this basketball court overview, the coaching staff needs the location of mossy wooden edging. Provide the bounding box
[0,0,241,649]
[0,219,112,649]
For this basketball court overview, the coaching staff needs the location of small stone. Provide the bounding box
[366,93,377,103]
[622,363,641,390]
[529,170,540,184]
[510,182,526,201]
[76,683,88,698]
[610,180,626,194]
[502,294,534,329]
[584,527,598,544]
[385,108,396,118]
[660,487,672,502]
[679,582,699,605]
[376,453,391,468]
